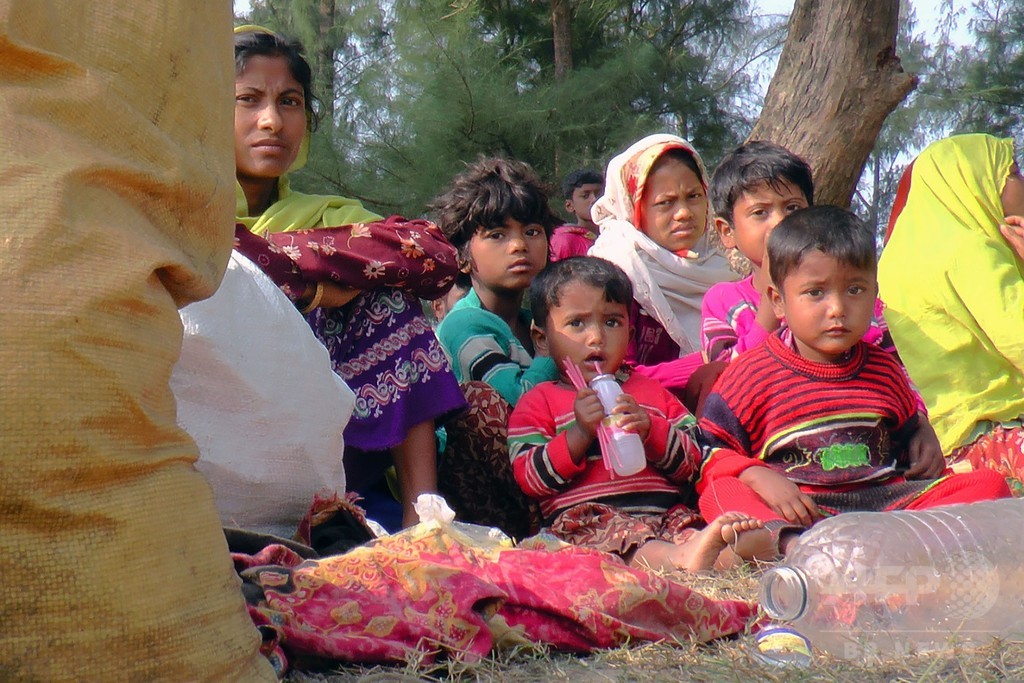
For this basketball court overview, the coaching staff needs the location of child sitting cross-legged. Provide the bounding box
[697,206,1012,556]
[508,256,775,572]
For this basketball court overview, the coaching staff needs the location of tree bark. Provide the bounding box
[551,0,573,80]
[749,0,917,207]
[316,0,337,124]
[550,0,573,178]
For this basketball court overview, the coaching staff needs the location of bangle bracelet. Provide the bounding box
[300,282,325,314]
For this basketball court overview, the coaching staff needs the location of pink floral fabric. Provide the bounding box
[234,525,757,672]
[952,424,1024,496]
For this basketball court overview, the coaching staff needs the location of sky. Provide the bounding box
[755,0,972,42]
[234,1,972,48]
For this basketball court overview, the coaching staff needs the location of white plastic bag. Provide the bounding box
[411,493,513,549]
[170,252,353,538]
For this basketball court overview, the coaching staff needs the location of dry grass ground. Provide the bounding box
[284,564,1024,682]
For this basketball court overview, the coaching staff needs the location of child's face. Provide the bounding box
[534,282,630,383]
[565,183,603,228]
[467,218,548,295]
[640,157,708,253]
[769,250,876,364]
[716,181,809,268]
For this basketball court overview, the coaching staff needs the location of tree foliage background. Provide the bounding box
[239,0,1023,234]
[852,0,1024,237]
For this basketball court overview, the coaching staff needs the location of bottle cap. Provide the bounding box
[753,625,812,667]
[759,565,809,621]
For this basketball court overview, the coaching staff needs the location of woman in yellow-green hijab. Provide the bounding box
[879,133,1024,493]
[232,27,466,528]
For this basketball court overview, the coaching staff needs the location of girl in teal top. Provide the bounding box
[431,157,561,537]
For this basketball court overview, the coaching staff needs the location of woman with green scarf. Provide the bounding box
[879,133,1024,493]
[232,26,467,528]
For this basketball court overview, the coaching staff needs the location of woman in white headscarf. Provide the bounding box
[590,134,738,396]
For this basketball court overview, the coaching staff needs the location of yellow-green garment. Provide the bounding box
[878,134,1024,454]
[235,176,380,235]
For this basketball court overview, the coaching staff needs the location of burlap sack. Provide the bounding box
[0,2,275,680]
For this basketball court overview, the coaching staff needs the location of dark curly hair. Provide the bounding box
[431,157,560,253]
[530,257,633,329]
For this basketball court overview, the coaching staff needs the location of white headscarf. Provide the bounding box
[589,134,738,354]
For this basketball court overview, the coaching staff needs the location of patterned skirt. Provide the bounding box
[438,381,542,539]
[548,501,702,559]
[307,289,466,452]
[951,423,1024,497]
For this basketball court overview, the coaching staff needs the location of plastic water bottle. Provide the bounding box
[759,498,1024,661]
[589,374,646,476]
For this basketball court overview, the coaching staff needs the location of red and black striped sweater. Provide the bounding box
[697,332,919,491]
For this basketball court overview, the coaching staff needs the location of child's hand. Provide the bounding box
[611,393,651,442]
[572,386,605,438]
[564,386,605,465]
[740,466,820,527]
[1000,215,1024,261]
[905,414,946,479]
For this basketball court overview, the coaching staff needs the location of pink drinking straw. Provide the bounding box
[562,358,615,474]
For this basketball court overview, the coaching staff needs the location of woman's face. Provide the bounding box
[639,156,708,253]
[234,55,307,183]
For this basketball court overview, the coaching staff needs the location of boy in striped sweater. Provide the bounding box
[509,257,775,571]
[698,207,1011,555]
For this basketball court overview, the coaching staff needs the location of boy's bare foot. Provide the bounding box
[715,514,777,569]
[671,512,758,572]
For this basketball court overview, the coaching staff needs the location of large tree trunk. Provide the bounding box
[749,0,917,207]
[550,0,573,178]
[551,0,573,80]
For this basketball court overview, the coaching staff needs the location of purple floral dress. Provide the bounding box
[235,218,467,486]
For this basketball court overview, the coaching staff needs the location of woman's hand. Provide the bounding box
[740,466,820,527]
[611,393,651,442]
[1000,215,1024,261]
[298,281,361,311]
[319,282,361,308]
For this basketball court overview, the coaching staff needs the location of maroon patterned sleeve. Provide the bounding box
[265,216,459,300]
[233,223,309,303]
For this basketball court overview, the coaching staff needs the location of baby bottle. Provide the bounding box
[588,374,646,476]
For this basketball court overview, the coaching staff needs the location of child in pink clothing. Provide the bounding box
[549,169,604,262]
[702,141,895,363]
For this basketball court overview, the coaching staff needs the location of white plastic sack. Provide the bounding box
[171,252,353,539]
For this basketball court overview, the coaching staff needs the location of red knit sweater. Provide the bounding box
[698,333,918,491]
[508,372,701,521]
